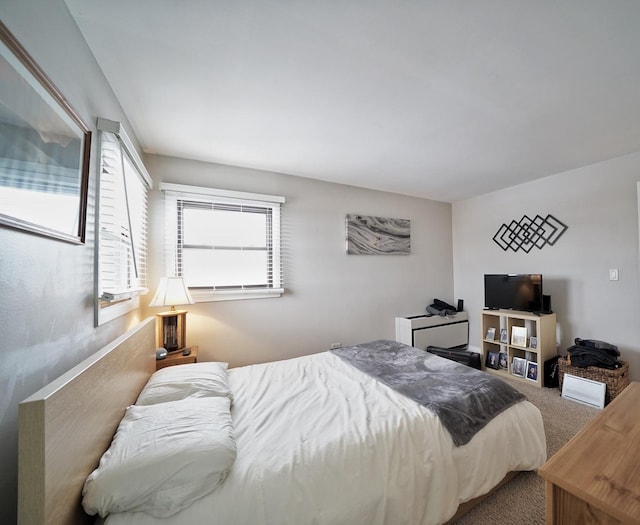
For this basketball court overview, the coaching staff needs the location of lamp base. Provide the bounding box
[156,310,187,352]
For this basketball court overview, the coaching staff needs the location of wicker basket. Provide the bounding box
[558,357,630,405]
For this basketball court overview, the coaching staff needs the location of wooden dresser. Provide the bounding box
[538,381,640,524]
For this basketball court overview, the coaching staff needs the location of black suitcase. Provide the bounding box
[426,345,482,370]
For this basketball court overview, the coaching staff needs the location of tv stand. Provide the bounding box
[480,309,557,388]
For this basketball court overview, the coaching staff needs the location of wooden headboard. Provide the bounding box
[18,317,156,525]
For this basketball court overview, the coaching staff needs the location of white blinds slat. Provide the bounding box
[98,129,149,298]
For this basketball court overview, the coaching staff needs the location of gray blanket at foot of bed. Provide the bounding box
[332,339,526,446]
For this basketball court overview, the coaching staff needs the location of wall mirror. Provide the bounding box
[0,21,90,244]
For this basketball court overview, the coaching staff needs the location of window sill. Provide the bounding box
[190,288,284,302]
[97,288,148,325]
[100,287,148,303]
[98,296,141,325]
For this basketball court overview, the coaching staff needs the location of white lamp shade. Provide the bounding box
[149,277,195,308]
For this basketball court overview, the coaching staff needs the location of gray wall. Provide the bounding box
[144,154,455,367]
[0,2,144,521]
[452,152,640,381]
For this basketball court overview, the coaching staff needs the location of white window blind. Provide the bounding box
[97,119,151,323]
[161,182,284,302]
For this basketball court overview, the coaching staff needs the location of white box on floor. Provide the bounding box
[561,373,606,409]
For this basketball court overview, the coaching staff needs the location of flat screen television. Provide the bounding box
[484,274,543,312]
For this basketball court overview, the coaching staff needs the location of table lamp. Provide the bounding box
[149,276,195,352]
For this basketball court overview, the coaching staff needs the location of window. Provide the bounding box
[96,118,151,324]
[161,183,285,301]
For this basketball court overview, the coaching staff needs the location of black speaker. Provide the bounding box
[456,299,464,312]
[543,295,551,313]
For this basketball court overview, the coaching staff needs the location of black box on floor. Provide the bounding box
[544,356,560,388]
[427,345,481,370]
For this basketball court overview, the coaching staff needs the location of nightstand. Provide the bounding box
[156,346,198,370]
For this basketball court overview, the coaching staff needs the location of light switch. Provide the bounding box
[609,268,619,281]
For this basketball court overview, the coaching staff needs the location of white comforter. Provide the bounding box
[105,351,546,525]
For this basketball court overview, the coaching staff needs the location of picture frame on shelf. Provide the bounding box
[529,336,538,349]
[498,352,508,369]
[499,328,508,343]
[485,327,496,340]
[511,326,528,347]
[486,351,499,370]
[526,361,538,382]
[512,357,527,378]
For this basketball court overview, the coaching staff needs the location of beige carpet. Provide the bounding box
[452,377,598,525]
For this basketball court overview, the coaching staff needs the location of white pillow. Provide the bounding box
[82,396,236,518]
[136,361,234,406]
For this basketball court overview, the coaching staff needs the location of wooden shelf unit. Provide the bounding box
[481,309,557,388]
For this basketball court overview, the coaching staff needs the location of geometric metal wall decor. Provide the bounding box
[346,214,411,255]
[493,214,568,253]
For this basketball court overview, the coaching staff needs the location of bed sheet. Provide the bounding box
[105,351,546,525]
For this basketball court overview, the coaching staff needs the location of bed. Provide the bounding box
[18,317,546,525]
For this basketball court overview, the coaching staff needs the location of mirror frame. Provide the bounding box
[0,21,91,244]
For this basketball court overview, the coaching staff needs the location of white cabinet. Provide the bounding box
[395,312,469,350]
[481,309,556,388]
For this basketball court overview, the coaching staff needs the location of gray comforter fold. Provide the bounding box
[332,339,526,446]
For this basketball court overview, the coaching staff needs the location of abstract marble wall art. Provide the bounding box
[346,214,411,255]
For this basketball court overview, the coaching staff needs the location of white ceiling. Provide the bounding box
[64,1,640,202]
